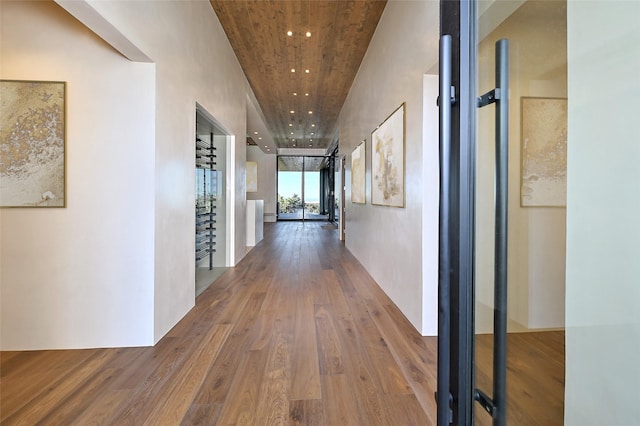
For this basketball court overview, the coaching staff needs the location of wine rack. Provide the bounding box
[195,135,217,269]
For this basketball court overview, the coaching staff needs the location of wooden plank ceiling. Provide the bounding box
[210,0,387,151]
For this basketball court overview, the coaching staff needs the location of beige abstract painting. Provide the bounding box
[1,80,66,207]
[246,161,258,192]
[521,97,567,207]
[371,103,405,207]
[351,141,366,204]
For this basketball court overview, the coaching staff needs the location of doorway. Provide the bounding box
[195,108,230,296]
[277,156,334,221]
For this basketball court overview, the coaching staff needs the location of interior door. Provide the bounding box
[438,1,567,425]
[474,2,567,425]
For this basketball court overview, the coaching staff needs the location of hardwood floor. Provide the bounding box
[475,331,565,425]
[0,221,563,425]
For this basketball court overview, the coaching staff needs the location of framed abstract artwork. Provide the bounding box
[351,140,366,204]
[520,97,568,207]
[371,103,405,207]
[246,161,258,192]
[1,80,66,207]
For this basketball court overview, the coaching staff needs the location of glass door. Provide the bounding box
[438,1,567,425]
[278,156,304,220]
[277,156,331,221]
[474,2,567,425]
[303,157,322,219]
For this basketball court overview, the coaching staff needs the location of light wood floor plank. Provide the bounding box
[2,350,116,424]
[142,323,233,425]
[180,402,222,426]
[314,304,346,376]
[69,389,130,425]
[216,348,269,425]
[37,366,120,424]
[290,399,325,426]
[290,293,322,400]
[0,349,99,421]
[321,374,364,425]
[254,332,292,426]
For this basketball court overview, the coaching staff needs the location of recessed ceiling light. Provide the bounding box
[305,93,309,96]
[289,123,293,127]
[310,132,314,135]
[287,31,293,36]
[293,92,297,96]
[293,144,296,147]
[305,69,310,74]
[290,110,295,114]
[264,145,268,148]
[259,137,262,140]
[306,31,311,37]
[309,144,313,147]
[308,111,313,114]
[254,131,258,134]
[291,68,296,73]
[291,132,294,135]
[311,124,315,127]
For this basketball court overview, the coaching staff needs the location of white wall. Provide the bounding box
[338,1,440,335]
[1,0,263,349]
[246,146,277,222]
[1,0,155,349]
[76,0,254,341]
[422,75,440,335]
[565,1,640,424]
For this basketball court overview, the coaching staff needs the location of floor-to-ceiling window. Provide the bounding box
[278,156,332,221]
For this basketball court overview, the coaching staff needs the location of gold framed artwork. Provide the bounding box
[246,161,258,192]
[371,103,405,207]
[351,140,366,204]
[1,80,66,207]
[520,97,567,207]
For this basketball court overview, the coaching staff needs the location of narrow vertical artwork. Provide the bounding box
[1,80,66,207]
[246,161,258,192]
[371,103,405,207]
[521,97,568,207]
[351,140,366,204]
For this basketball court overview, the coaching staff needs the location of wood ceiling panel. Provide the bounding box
[210,0,387,151]
[278,156,328,172]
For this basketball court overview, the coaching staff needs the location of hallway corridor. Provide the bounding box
[1,222,437,424]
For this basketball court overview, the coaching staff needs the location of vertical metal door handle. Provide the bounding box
[475,38,509,426]
[437,33,455,426]
[492,38,509,426]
